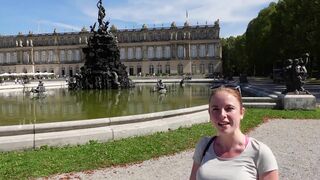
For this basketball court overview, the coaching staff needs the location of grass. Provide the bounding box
[0,108,320,179]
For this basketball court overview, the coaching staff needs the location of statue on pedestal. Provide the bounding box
[282,53,310,94]
[68,0,134,90]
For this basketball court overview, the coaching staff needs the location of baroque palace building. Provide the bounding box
[0,20,222,77]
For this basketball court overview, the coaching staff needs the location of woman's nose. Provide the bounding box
[217,109,227,118]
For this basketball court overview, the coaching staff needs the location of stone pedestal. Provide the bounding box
[281,94,316,110]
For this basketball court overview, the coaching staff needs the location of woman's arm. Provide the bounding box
[259,170,279,180]
[189,161,200,180]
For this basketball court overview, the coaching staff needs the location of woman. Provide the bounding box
[190,86,278,180]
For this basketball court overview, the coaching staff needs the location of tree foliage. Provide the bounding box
[223,0,320,77]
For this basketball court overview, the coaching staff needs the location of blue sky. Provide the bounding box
[0,0,278,38]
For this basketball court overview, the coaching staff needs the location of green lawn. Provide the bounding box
[0,108,319,179]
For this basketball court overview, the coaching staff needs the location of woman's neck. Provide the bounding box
[214,131,246,157]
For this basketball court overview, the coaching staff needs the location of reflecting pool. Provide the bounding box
[0,84,212,126]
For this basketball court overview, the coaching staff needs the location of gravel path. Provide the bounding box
[43,119,320,180]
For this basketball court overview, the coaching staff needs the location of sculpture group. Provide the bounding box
[282,53,309,94]
[68,0,133,90]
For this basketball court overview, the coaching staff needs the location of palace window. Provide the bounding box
[48,50,54,62]
[177,45,184,59]
[60,50,65,62]
[199,45,206,57]
[0,53,4,64]
[156,46,162,59]
[74,50,80,61]
[192,64,197,74]
[149,65,154,75]
[23,52,29,64]
[208,44,215,57]
[5,52,11,64]
[137,65,142,74]
[191,45,197,58]
[135,47,142,59]
[157,64,162,74]
[120,48,126,60]
[67,50,72,62]
[34,51,40,63]
[208,63,214,73]
[129,66,134,75]
[41,51,47,63]
[177,64,183,74]
[128,48,133,60]
[12,52,17,63]
[164,46,171,59]
[147,47,154,59]
[200,64,205,74]
[165,64,170,74]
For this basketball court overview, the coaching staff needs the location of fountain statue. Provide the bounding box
[282,53,309,94]
[68,0,134,90]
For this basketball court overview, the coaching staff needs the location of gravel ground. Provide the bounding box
[42,119,320,180]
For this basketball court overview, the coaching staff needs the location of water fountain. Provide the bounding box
[68,0,133,90]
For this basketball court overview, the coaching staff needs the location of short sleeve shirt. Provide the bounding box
[193,137,278,180]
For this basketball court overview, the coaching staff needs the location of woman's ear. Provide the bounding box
[240,107,245,120]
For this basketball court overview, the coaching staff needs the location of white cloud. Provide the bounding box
[79,0,278,35]
[36,20,82,32]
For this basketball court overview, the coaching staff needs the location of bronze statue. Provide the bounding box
[97,0,106,27]
[68,0,134,90]
[282,53,310,94]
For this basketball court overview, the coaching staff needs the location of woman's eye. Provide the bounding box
[211,108,219,111]
[225,106,235,111]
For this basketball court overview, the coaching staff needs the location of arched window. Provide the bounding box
[34,51,39,63]
[0,53,4,64]
[200,64,205,74]
[5,52,10,64]
[48,50,54,62]
[157,64,162,74]
[60,50,65,62]
[74,50,80,61]
[12,52,17,63]
[148,47,154,59]
[137,65,142,74]
[192,64,197,74]
[208,44,215,57]
[156,46,162,59]
[41,51,47,63]
[128,48,133,60]
[177,31,183,40]
[149,65,154,75]
[177,45,184,59]
[191,45,197,58]
[67,50,72,62]
[135,47,142,59]
[120,48,126,60]
[199,45,206,57]
[208,63,214,73]
[177,64,183,74]
[164,46,171,58]
[165,64,170,74]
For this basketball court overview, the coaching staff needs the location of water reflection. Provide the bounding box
[0,84,212,126]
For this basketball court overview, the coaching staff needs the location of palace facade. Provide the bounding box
[0,21,222,77]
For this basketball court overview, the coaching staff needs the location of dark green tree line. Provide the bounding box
[222,0,320,77]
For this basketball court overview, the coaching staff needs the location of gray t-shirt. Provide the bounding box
[193,137,278,180]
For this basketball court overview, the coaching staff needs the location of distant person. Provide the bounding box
[36,80,45,92]
[190,86,278,180]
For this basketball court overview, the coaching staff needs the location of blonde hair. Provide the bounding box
[209,86,243,107]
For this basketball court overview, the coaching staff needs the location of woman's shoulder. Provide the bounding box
[248,137,272,151]
[197,136,213,144]
[193,136,215,164]
[248,137,278,174]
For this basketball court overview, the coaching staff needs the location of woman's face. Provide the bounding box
[209,91,244,135]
